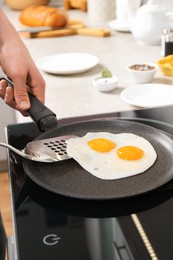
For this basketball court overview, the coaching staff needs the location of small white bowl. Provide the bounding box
[127,63,158,84]
[93,76,118,92]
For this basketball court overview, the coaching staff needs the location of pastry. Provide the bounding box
[19,5,68,27]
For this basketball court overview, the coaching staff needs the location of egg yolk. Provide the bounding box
[87,138,116,153]
[116,146,144,160]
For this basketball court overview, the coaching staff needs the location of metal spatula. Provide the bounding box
[0,135,76,163]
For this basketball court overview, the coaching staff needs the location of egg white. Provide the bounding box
[66,132,157,180]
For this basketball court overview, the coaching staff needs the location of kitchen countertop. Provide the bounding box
[2,3,173,124]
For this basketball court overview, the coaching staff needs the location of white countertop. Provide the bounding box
[2,3,173,124]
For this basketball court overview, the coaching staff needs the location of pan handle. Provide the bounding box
[0,77,58,132]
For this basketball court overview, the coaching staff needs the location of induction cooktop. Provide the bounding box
[6,105,173,260]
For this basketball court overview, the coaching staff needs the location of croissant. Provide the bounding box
[19,6,68,27]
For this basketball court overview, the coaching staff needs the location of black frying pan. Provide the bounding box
[2,77,173,200]
[23,119,173,200]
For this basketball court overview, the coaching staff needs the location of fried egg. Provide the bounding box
[66,132,157,180]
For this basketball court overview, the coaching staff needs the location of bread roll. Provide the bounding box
[19,6,68,27]
[5,0,50,10]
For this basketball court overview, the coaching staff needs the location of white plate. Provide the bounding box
[37,53,99,74]
[108,19,130,32]
[121,83,173,108]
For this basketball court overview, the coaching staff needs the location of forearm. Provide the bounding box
[0,9,29,58]
[0,9,17,47]
[0,8,45,113]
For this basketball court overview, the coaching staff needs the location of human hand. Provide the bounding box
[0,41,45,115]
[0,9,45,116]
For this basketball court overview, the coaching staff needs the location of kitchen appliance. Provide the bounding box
[6,105,173,260]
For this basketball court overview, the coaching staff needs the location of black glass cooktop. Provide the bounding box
[6,105,173,260]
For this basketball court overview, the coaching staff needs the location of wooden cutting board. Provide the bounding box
[18,19,111,38]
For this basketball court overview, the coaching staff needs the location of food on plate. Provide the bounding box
[64,0,87,12]
[66,132,157,180]
[129,64,155,71]
[93,67,118,92]
[127,62,157,84]
[5,0,49,10]
[157,55,173,76]
[19,5,68,27]
[101,67,112,78]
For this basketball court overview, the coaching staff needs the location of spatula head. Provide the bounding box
[25,135,76,162]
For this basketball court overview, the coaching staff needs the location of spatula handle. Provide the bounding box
[0,77,58,132]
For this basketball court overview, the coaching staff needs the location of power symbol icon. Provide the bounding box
[43,234,61,246]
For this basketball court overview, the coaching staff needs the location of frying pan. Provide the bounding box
[2,77,173,200]
[23,119,173,200]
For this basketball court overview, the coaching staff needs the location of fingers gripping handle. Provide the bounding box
[0,77,58,132]
[27,93,58,132]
